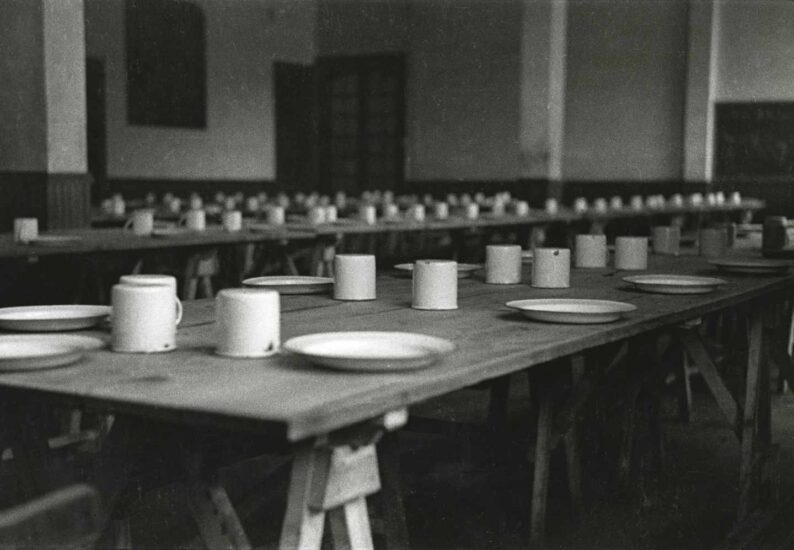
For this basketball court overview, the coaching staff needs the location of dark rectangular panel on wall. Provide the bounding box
[125,0,206,128]
[715,102,794,179]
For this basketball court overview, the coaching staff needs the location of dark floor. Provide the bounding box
[126,375,794,549]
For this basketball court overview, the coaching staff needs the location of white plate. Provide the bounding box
[622,274,727,294]
[709,258,791,275]
[0,305,112,332]
[242,276,334,295]
[394,263,482,278]
[506,298,636,324]
[29,235,82,247]
[0,340,84,372]
[0,334,106,351]
[283,331,455,371]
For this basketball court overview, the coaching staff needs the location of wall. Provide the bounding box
[317,0,408,54]
[0,0,47,172]
[405,0,523,181]
[563,0,688,181]
[84,0,316,181]
[715,1,794,101]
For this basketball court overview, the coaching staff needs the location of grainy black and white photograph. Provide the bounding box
[0,0,793,548]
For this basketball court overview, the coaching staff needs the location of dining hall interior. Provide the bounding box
[1,0,794,548]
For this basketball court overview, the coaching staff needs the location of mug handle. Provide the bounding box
[123,217,134,231]
[175,297,183,325]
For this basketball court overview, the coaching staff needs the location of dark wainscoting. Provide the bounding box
[104,178,275,200]
[0,172,92,231]
[403,179,550,206]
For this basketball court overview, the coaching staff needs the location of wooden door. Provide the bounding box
[275,62,318,191]
[317,54,405,195]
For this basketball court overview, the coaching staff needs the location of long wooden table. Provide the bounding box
[0,249,789,548]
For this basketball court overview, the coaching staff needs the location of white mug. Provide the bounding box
[308,206,326,225]
[118,274,183,325]
[573,197,588,213]
[464,203,479,220]
[629,196,644,211]
[215,288,280,358]
[222,210,243,232]
[267,205,285,225]
[112,284,177,353]
[124,209,155,236]
[360,204,377,225]
[609,196,623,210]
[730,191,742,205]
[13,218,38,244]
[246,196,260,213]
[324,205,338,223]
[224,197,237,211]
[181,209,206,231]
[575,235,608,268]
[544,198,559,215]
[491,201,506,218]
[615,237,648,270]
[189,195,203,211]
[112,197,126,216]
[168,198,182,214]
[670,194,684,207]
[409,204,426,222]
[412,260,458,310]
[514,201,530,216]
[652,226,681,256]
[384,203,400,219]
[434,202,449,220]
[485,245,522,284]
[334,254,376,301]
[700,228,728,258]
[532,248,571,288]
[593,198,608,213]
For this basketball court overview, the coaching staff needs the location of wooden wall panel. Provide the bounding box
[0,172,91,231]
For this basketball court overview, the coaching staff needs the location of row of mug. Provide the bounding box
[109,273,280,357]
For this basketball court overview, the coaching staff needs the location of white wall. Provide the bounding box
[405,0,522,181]
[715,0,794,101]
[0,0,47,171]
[563,0,688,181]
[85,0,316,181]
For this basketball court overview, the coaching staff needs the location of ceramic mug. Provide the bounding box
[13,218,38,244]
[383,203,400,219]
[215,288,280,358]
[222,210,243,232]
[118,274,183,325]
[324,205,338,223]
[408,204,426,222]
[629,196,644,211]
[464,203,479,220]
[124,209,155,236]
[266,205,286,226]
[593,198,608,213]
[245,196,260,213]
[412,260,458,310]
[532,248,571,288]
[334,254,376,301]
[111,283,177,353]
[575,235,608,268]
[180,209,206,231]
[434,202,450,220]
[544,198,559,215]
[699,228,728,258]
[652,226,681,256]
[308,206,326,225]
[615,237,648,270]
[189,195,203,211]
[491,201,506,217]
[485,245,522,284]
[573,197,588,213]
[360,204,377,225]
[514,200,530,216]
[609,196,623,210]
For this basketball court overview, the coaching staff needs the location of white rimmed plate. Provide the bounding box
[709,258,791,275]
[29,235,82,247]
[242,276,334,295]
[622,274,727,294]
[0,339,84,372]
[0,334,106,351]
[394,263,482,278]
[0,305,112,332]
[506,298,636,324]
[283,331,455,371]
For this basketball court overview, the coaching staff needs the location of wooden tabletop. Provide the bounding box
[0,249,789,442]
[0,226,317,260]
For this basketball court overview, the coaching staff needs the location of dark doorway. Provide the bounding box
[316,54,405,195]
[275,62,318,191]
[86,57,107,202]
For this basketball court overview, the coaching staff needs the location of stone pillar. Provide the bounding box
[0,0,90,230]
[683,0,720,184]
[519,0,567,197]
